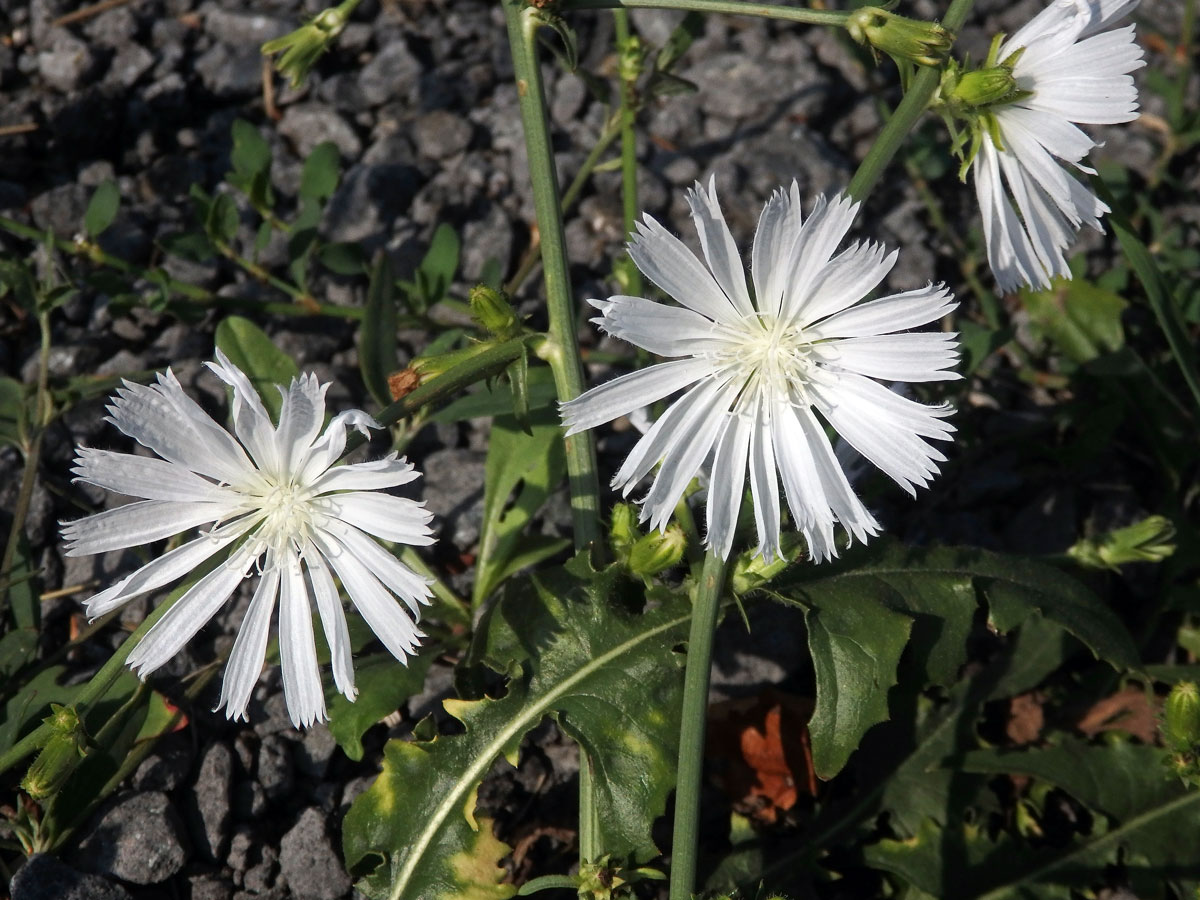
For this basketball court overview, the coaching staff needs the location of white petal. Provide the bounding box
[126,539,261,677]
[313,530,423,663]
[795,407,880,548]
[826,333,962,382]
[314,518,432,616]
[799,241,898,326]
[589,296,728,358]
[296,409,380,485]
[107,373,254,484]
[705,411,752,560]
[71,448,225,503]
[61,499,240,556]
[206,351,280,477]
[274,373,328,475]
[278,545,326,728]
[628,214,741,322]
[742,399,781,562]
[686,176,755,317]
[975,139,1046,292]
[215,566,279,722]
[751,181,804,318]
[82,515,258,617]
[302,540,355,701]
[779,193,859,325]
[316,491,434,547]
[612,375,729,495]
[771,402,836,562]
[561,357,713,436]
[310,453,420,494]
[810,283,955,339]
[996,144,1073,281]
[641,380,738,532]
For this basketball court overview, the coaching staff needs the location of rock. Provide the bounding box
[74,791,189,885]
[421,447,486,549]
[294,723,338,779]
[233,779,268,820]
[322,162,421,245]
[188,873,235,900]
[190,741,234,861]
[243,843,279,893]
[37,32,96,92]
[278,808,352,900]
[412,110,473,159]
[10,854,131,900]
[358,41,422,107]
[105,43,156,90]
[29,182,89,236]
[278,103,362,160]
[257,733,295,802]
[460,203,513,281]
[131,733,193,792]
[195,43,262,98]
[203,7,291,46]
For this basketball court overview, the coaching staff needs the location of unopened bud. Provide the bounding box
[609,502,639,559]
[262,0,356,88]
[408,342,492,382]
[846,7,953,68]
[1068,516,1177,571]
[469,285,520,339]
[731,548,790,595]
[628,524,686,578]
[951,66,1022,108]
[20,705,88,801]
[1163,682,1200,751]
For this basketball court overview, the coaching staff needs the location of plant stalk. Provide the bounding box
[669,550,727,900]
[563,0,849,27]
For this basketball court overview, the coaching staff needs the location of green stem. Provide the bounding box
[846,0,977,201]
[399,547,471,629]
[614,9,644,294]
[504,0,605,868]
[504,2,602,552]
[669,550,727,900]
[564,0,849,27]
[1092,176,1200,417]
[0,592,182,776]
[0,216,363,320]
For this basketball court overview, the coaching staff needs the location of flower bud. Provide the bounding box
[1068,516,1177,571]
[950,66,1023,108]
[731,549,790,595]
[628,524,686,578]
[1163,682,1200,751]
[469,285,520,339]
[846,7,954,68]
[20,705,88,802]
[609,502,639,559]
[408,342,493,382]
[262,0,356,88]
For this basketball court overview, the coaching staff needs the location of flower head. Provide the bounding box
[61,352,434,728]
[562,178,959,562]
[958,0,1144,292]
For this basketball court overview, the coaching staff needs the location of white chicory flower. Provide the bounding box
[61,352,435,728]
[562,178,960,563]
[972,0,1144,292]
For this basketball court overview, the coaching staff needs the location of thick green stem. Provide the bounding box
[847,0,977,201]
[504,0,605,867]
[0,592,182,776]
[564,0,849,27]
[504,2,602,552]
[614,9,644,294]
[669,550,726,900]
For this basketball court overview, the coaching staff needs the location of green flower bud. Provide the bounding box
[469,285,520,339]
[1068,515,1177,571]
[20,705,88,802]
[1163,682,1200,751]
[950,66,1023,108]
[609,502,639,560]
[628,524,686,578]
[408,342,492,382]
[262,0,357,89]
[846,7,954,68]
[731,548,790,595]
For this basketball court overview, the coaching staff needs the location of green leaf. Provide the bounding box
[5,532,41,633]
[300,141,341,202]
[84,180,120,237]
[0,376,26,449]
[318,242,367,276]
[229,119,272,181]
[327,653,432,762]
[0,629,38,680]
[359,255,399,408]
[344,559,689,898]
[428,378,558,424]
[796,592,912,780]
[415,223,461,309]
[214,316,300,421]
[1020,277,1127,366]
[207,192,240,245]
[472,407,566,606]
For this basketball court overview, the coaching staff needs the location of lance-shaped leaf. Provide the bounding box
[343,558,689,899]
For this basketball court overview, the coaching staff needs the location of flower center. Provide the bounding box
[710,313,837,410]
[253,480,316,555]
